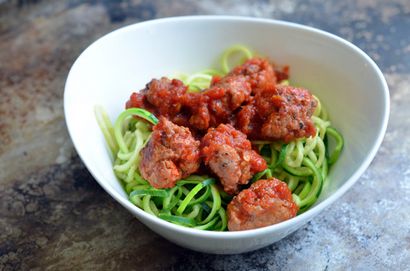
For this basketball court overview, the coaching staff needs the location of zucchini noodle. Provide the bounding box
[251,96,344,214]
[176,44,254,92]
[95,45,343,230]
[94,107,230,231]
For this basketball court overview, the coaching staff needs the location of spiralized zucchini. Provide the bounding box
[95,45,343,230]
[176,44,254,92]
[252,96,343,214]
[94,106,230,231]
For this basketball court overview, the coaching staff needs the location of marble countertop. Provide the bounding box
[1,0,409,270]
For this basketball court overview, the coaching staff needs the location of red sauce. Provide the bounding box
[127,56,306,229]
[139,117,200,189]
[227,178,298,231]
[201,124,267,194]
[126,57,315,143]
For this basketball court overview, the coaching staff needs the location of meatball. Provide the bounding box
[206,75,252,126]
[230,57,277,94]
[186,74,252,130]
[183,92,211,131]
[139,117,200,189]
[210,74,252,110]
[126,90,156,114]
[236,85,317,142]
[236,101,261,136]
[201,124,267,194]
[126,77,191,127]
[256,85,317,142]
[127,75,251,132]
[227,178,298,231]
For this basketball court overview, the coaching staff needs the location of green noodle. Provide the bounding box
[251,96,343,213]
[95,45,344,230]
[176,44,253,92]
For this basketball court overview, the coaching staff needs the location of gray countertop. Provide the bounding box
[1,0,409,270]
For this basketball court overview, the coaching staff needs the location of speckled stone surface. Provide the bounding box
[0,0,409,270]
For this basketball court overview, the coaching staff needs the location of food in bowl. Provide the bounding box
[65,16,389,253]
[95,45,344,231]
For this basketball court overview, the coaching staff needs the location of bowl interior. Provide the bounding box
[64,16,388,248]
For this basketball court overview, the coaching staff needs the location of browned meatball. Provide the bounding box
[126,77,191,127]
[235,100,261,136]
[211,75,252,109]
[227,178,298,231]
[201,124,267,194]
[236,85,317,142]
[186,74,252,129]
[184,92,211,131]
[139,117,200,189]
[256,85,317,142]
[229,57,277,94]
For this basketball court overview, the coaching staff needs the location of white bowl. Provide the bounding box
[64,16,389,254]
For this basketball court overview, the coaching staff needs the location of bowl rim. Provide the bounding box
[64,15,390,239]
